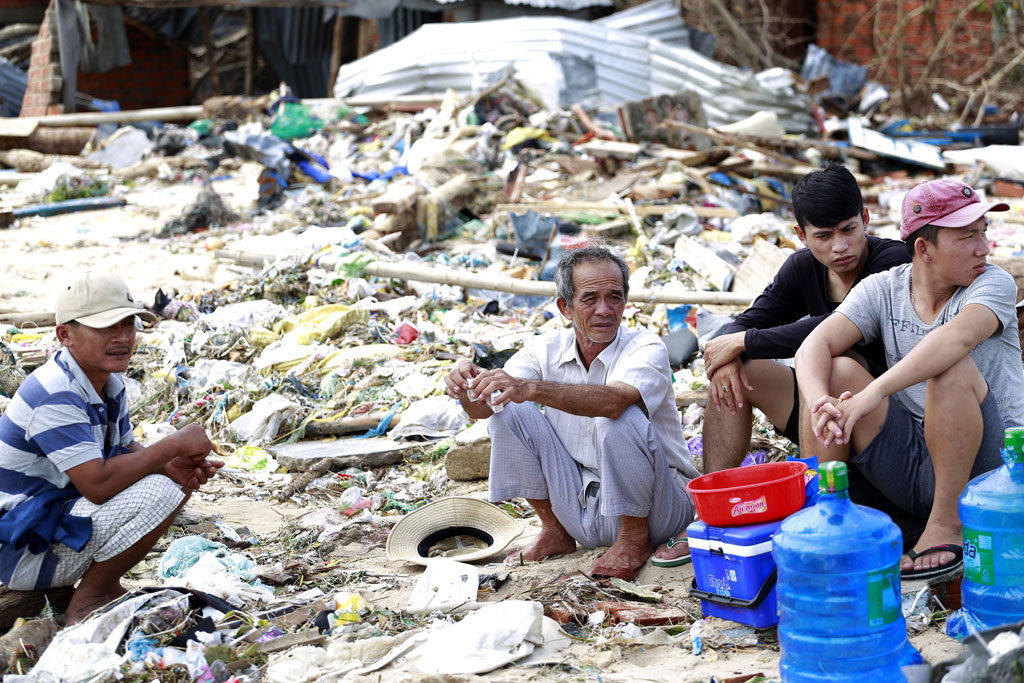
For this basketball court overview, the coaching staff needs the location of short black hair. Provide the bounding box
[904,224,943,258]
[555,245,629,306]
[791,163,864,229]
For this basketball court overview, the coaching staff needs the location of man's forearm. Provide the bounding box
[794,340,835,404]
[524,380,637,418]
[870,322,979,399]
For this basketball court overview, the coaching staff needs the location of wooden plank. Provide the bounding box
[0,586,75,631]
[214,250,756,306]
[581,140,642,160]
[0,118,39,138]
[270,437,427,472]
[582,218,631,237]
[652,147,712,166]
[0,311,55,326]
[664,119,803,166]
[673,235,736,292]
[732,239,790,295]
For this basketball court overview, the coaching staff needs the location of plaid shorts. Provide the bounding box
[49,474,184,587]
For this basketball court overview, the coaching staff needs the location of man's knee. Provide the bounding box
[594,403,649,442]
[112,474,183,523]
[828,356,872,394]
[929,354,987,402]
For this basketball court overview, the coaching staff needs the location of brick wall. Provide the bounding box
[816,0,994,86]
[76,21,191,111]
[20,5,192,116]
[19,0,62,116]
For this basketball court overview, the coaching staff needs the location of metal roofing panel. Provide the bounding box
[0,57,27,118]
[334,16,814,133]
[432,0,612,6]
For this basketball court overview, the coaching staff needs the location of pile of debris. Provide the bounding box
[0,10,1022,682]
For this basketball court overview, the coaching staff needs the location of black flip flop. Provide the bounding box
[900,543,964,581]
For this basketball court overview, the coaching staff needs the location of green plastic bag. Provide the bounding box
[270,102,324,141]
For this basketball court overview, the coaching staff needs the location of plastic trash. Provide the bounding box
[406,557,479,615]
[159,536,259,585]
[221,444,279,472]
[773,461,921,682]
[401,600,545,674]
[338,486,374,517]
[390,395,470,440]
[947,427,1024,639]
[393,322,419,345]
[330,592,367,627]
[230,394,302,444]
[30,590,191,682]
[270,101,324,141]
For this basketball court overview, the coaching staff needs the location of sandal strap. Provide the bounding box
[665,535,686,549]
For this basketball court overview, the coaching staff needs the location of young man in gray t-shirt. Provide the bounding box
[795,178,1020,581]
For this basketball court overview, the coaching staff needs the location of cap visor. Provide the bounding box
[75,307,157,328]
[932,201,1011,228]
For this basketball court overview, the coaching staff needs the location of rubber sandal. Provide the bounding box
[650,535,692,568]
[900,543,963,581]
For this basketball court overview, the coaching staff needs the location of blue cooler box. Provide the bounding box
[687,518,781,628]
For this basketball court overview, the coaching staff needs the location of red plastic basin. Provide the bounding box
[687,462,807,527]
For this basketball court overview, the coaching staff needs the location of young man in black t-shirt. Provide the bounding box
[652,163,910,567]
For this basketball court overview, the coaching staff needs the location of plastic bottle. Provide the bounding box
[773,461,919,682]
[950,426,1024,637]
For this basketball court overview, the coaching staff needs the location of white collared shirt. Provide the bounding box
[503,325,699,482]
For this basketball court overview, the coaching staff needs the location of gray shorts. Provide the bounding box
[48,474,184,587]
[850,390,1004,519]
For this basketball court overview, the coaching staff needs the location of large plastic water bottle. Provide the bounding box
[952,426,1024,635]
[773,461,917,682]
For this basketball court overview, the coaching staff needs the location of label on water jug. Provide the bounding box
[963,528,995,586]
[867,565,900,627]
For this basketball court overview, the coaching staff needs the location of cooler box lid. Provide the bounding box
[687,519,783,556]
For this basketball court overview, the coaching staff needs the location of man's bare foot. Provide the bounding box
[64,584,128,625]
[64,594,112,625]
[505,525,577,565]
[590,535,653,581]
[901,521,961,573]
[652,536,690,565]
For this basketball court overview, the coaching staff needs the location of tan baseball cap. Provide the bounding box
[55,272,157,328]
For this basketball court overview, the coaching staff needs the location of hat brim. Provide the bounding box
[74,306,157,328]
[931,200,1011,228]
[386,496,523,566]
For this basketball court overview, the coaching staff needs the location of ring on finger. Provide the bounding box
[721,385,729,394]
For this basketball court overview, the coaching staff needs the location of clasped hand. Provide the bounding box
[810,385,883,448]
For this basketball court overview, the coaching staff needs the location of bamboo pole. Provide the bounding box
[494,202,738,219]
[212,250,754,306]
[29,95,454,128]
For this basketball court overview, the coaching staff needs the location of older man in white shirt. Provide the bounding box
[445,246,698,580]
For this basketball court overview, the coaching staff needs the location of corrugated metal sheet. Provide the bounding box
[257,6,333,98]
[333,16,814,133]
[0,56,27,118]
[434,0,612,7]
[595,0,715,57]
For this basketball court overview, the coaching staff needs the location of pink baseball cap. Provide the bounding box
[901,179,1009,240]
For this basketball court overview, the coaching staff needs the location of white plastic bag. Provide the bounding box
[406,558,478,615]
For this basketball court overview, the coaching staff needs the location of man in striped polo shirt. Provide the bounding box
[0,273,222,624]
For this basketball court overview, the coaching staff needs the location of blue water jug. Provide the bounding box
[773,461,917,682]
[949,426,1024,637]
